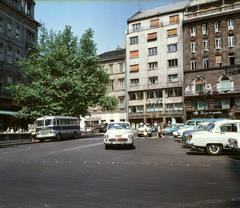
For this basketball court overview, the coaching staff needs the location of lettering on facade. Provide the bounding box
[147,98,162,105]
[85,116,102,120]
[129,111,182,118]
[190,110,228,116]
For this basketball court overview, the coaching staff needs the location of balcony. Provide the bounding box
[185,3,240,20]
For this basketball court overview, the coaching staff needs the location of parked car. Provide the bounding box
[227,137,240,151]
[137,123,152,137]
[182,122,213,143]
[151,126,158,132]
[186,120,239,156]
[162,124,183,135]
[104,122,134,149]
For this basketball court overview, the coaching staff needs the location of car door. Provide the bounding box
[219,122,239,148]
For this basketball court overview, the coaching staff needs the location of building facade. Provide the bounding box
[0,0,39,132]
[81,48,126,129]
[183,0,240,121]
[126,1,188,129]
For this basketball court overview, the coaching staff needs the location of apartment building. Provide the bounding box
[183,0,240,120]
[81,48,126,129]
[0,0,40,131]
[126,1,188,129]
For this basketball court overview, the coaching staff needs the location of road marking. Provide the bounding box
[51,142,103,153]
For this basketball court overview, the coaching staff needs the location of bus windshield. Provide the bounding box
[36,120,44,127]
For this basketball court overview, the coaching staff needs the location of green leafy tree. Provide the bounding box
[8,25,118,118]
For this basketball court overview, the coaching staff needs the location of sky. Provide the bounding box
[35,0,185,55]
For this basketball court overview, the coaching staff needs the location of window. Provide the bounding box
[0,43,3,61]
[130,36,138,44]
[203,39,208,51]
[203,57,209,69]
[119,98,124,108]
[191,41,196,52]
[7,22,11,37]
[130,79,139,86]
[192,100,207,110]
[146,90,162,98]
[215,21,220,32]
[220,123,237,132]
[148,32,157,41]
[214,99,230,109]
[129,105,144,113]
[130,64,139,73]
[235,97,240,104]
[168,59,178,67]
[110,80,114,91]
[16,50,20,61]
[228,36,234,47]
[7,47,12,64]
[16,27,19,40]
[149,77,158,84]
[202,24,207,35]
[119,79,124,90]
[168,44,177,52]
[229,54,235,65]
[191,59,197,70]
[130,50,139,58]
[166,103,182,111]
[0,73,3,92]
[195,80,203,94]
[167,29,177,37]
[148,62,157,70]
[0,18,3,33]
[129,92,143,100]
[148,47,157,55]
[166,89,182,97]
[109,65,113,74]
[150,19,159,28]
[228,19,234,30]
[146,104,163,112]
[216,55,221,67]
[27,2,31,15]
[169,15,179,24]
[7,75,13,86]
[168,74,178,82]
[133,23,141,32]
[119,63,123,73]
[190,26,196,37]
[215,37,221,49]
[221,77,230,91]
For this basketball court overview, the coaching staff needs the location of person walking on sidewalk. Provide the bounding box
[157,123,163,138]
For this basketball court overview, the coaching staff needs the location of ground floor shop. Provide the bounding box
[128,111,183,129]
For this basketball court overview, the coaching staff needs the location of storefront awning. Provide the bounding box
[0,110,18,115]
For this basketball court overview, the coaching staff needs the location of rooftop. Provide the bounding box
[98,48,125,60]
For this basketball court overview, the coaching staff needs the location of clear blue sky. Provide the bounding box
[35,0,185,55]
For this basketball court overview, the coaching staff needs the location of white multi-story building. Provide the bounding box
[80,48,126,130]
[126,1,188,129]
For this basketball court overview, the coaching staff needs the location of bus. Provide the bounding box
[36,116,81,142]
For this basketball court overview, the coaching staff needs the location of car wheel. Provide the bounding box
[206,144,222,156]
[129,144,134,149]
[105,144,110,149]
[137,134,140,137]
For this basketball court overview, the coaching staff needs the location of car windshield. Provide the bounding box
[108,123,130,130]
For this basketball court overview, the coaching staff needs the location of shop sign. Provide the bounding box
[187,110,229,116]
[129,111,182,118]
[85,116,102,120]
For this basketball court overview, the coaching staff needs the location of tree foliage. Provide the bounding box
[8,25,118,118]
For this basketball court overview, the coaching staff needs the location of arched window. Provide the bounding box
[0,43,3,61]
[195,79,203,94]
[7,47,12,64]
[221,77,230,91]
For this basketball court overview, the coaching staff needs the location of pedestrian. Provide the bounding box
[157,123,163,138]
[6,127,10,133]
[143,123,148,138]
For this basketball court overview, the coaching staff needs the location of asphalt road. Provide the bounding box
[1,132,240,208]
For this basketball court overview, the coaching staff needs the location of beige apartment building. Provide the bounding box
[183,0,240,120]
[126,1,188,129]
[0,0,39,132]
[81,48,126,129]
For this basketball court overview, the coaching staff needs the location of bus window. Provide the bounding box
[45,119,55,126]
[36,120,44,127]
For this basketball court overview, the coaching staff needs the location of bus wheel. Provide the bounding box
[39,139,44,143]
[57,133,62,141]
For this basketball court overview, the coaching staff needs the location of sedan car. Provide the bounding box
[137,123,152,137]
[186,120,240,156]
[162,124,183,135]
[151,126,158,132]
[104,122,134,149]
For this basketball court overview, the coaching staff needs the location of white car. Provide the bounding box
[137,123,152,137]
[104,122,134,149]
[186,120,240,156]
[227,137,240,151]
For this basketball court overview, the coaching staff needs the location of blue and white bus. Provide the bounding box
[36,116,81,142]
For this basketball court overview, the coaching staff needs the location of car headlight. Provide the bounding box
[104,134,109,141]
[128,134,133,142]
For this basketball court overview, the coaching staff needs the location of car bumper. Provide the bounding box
[104,138,133,145]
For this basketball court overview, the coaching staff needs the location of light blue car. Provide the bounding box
[162,124,183,135]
